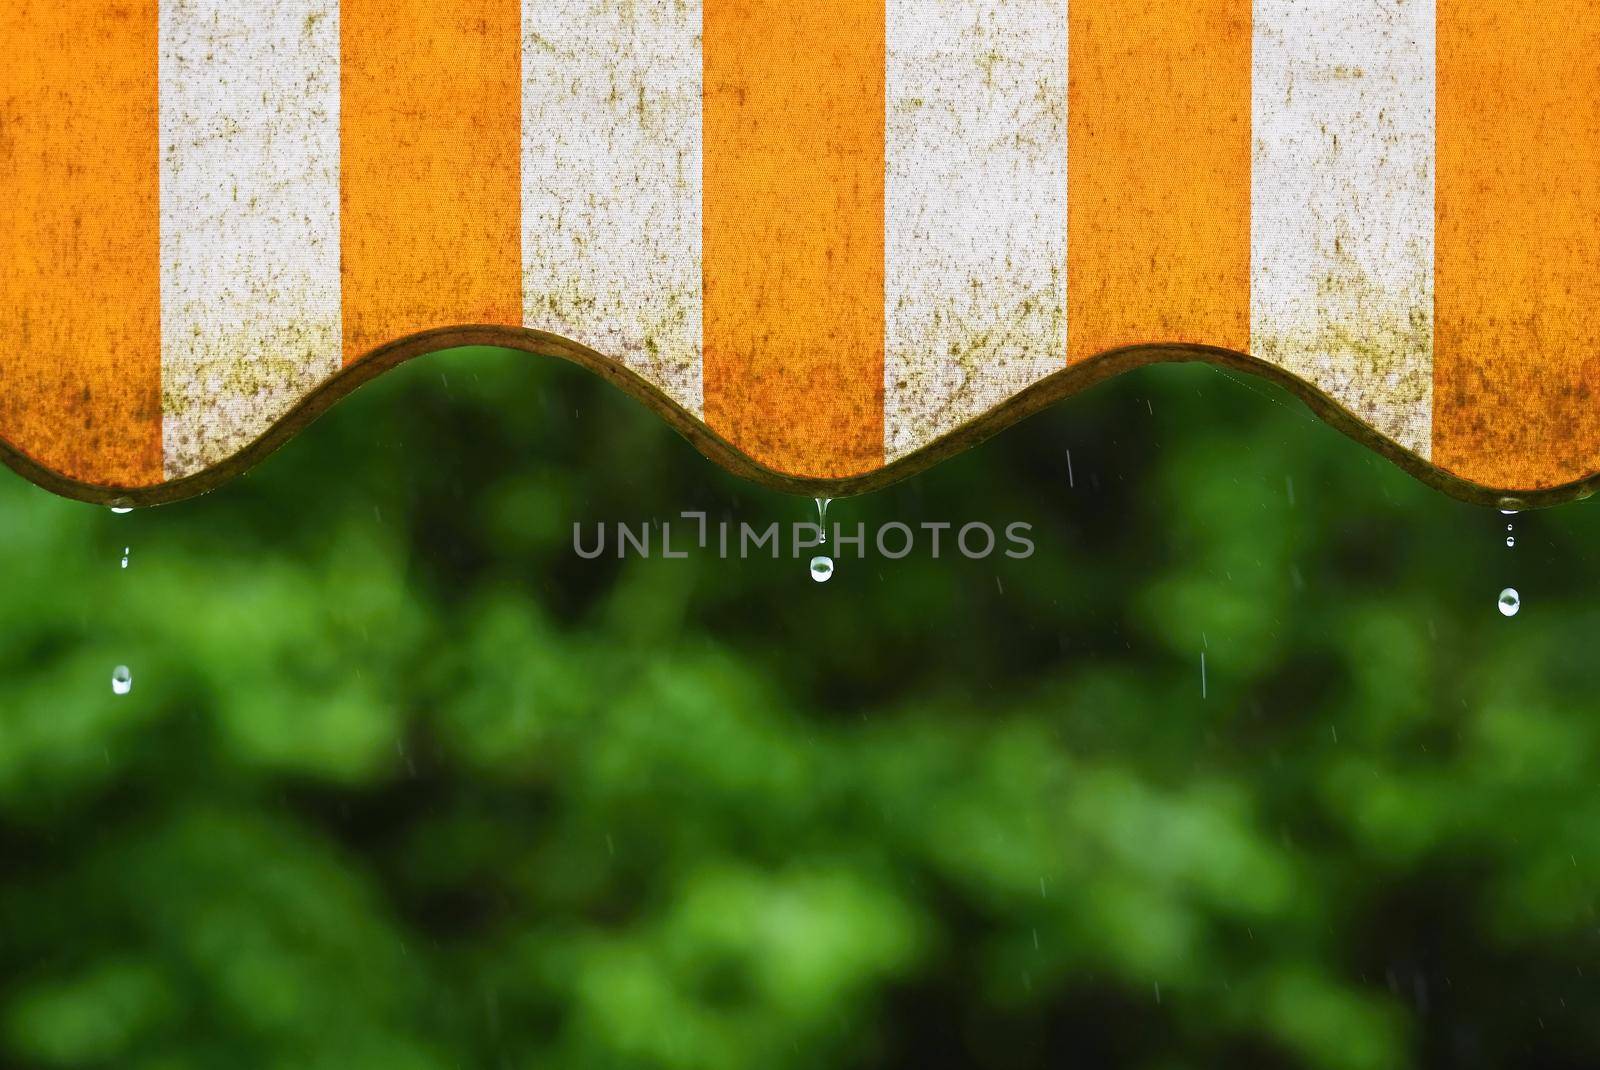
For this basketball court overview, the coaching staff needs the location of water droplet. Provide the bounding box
[1506,523,1513,532]
[1499,508,1518,515]
[808,498,835,582]
[111,665,132,695]
[1497,588,1521,617]
[120,546,130,569]
[108,500,133,514]
[1506,536,1515,548]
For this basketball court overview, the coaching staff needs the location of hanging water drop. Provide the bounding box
[1497,588,1521,617]
[108,500,133,515]
[809,497,834,582]
[111,665,132,695]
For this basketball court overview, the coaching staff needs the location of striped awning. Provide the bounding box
[2,0,1595,507]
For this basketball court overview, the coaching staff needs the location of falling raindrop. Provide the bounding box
[1498,588,1521,617]
[1506,536,1515,548]
[120,546,130,569]
[810,497,834,582]
[111,665,132,695]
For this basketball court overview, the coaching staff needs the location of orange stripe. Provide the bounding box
[702,0,886,479]
[0,0,162,487]
[1434,1,1600,490]
[341,0,522,363]
[1067,0,1251,362]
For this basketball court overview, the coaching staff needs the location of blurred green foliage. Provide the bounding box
[2,348,1599,1068]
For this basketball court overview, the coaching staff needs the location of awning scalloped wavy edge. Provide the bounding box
[0,328,1582,513]
[9,0,1600,510]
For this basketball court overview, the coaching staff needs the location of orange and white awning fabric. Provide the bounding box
[2,0,1596,507]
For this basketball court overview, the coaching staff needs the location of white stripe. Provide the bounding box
[159,0,342,480]
[521,0,703,415]
[884,0,1067,462]
[1251,0,1435,459]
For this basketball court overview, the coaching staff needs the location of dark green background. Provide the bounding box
[1,347,1596,1068]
